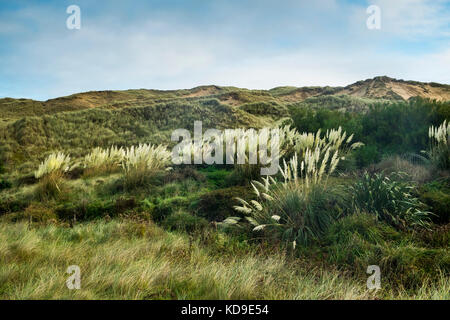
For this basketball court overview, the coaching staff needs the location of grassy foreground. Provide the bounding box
[0,219,448,300]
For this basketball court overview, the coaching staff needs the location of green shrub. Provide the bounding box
[354,145,380,168]
[56,199,114,221]
[6,203,58,224]
[0,179,12,190]
[0,198,29,216]
[326,212,400,246]
[195,186,255,221]
[55,197,136,221]
[324,213,449,289]
[324,213,390,268]
[351,172,432,230]
[163,212,209,233]
[198,167,232,188]
[151,196,190,221]
[419,179,450,224]
[380,245,450,289]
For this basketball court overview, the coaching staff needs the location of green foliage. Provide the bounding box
[354,145,380,167]
[198,166,232,188]
[240,101,287,117]
[6,203,58,224]
[0,179,12,190]
[324,213,449,289]
[150,196,190,222]
[291,106,362,134]
[419,178,450,224]
[163,212,209,233]
[195,186,255,221]
[289,94,378,113]
[324,213,399,266]
[291,99,450,167]
[55,197,137,221]
[351,173,431,230]
[357,99,448,164]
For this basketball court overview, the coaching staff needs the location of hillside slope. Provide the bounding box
[0,76,448,170]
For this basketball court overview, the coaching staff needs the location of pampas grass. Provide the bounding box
[83,146,125,176]
[427,120,450,170]
[34,152,71,199]
[122,143,172,188]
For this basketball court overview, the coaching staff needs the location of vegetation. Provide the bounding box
[34,152,71,199]
[0,79,449,300]
[350,173,431,230]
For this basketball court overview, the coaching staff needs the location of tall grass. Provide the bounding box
[34,152,71,199]
[122,143,171,188]
[83,146,125,176]
[228,144,346,246]
[0,220,447,299]
[427,120,450,170]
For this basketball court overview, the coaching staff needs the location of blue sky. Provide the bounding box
[0,0,449,100]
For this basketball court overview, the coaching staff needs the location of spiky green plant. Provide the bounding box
[122,143,171,187]
[351,172,431,230]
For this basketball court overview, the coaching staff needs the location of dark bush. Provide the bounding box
[56,197,137,221]
[0,198,29,215]
[16,174,39,186]
[0,179,12,190]
[419,179,450,224]
[151,196,190,221]
[164,166,206,183]
[354,145,380,168]
[163,212,209,233]
[195,186,255,221]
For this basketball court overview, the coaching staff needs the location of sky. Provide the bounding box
[0,0,449,100]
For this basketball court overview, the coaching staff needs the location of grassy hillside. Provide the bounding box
[1,76,449,172]
[0,77,449,300]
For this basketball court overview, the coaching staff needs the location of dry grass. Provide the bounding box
[0,220,447,299]
[376,155,432,184]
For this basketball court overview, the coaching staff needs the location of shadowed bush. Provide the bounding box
[163,212,209,233]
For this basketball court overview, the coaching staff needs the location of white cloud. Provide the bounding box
[0,0,448,100]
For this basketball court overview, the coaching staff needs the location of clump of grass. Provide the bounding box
[83,146,125,176]
[226,146,346,246]
[375,155,432,184]
[122,143,171,188]
[351,172,431,230]
[34,152,71,199]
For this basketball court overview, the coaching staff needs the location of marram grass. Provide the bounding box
[0,220,447,299]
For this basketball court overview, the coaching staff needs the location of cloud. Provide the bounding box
[0,0,448,100]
